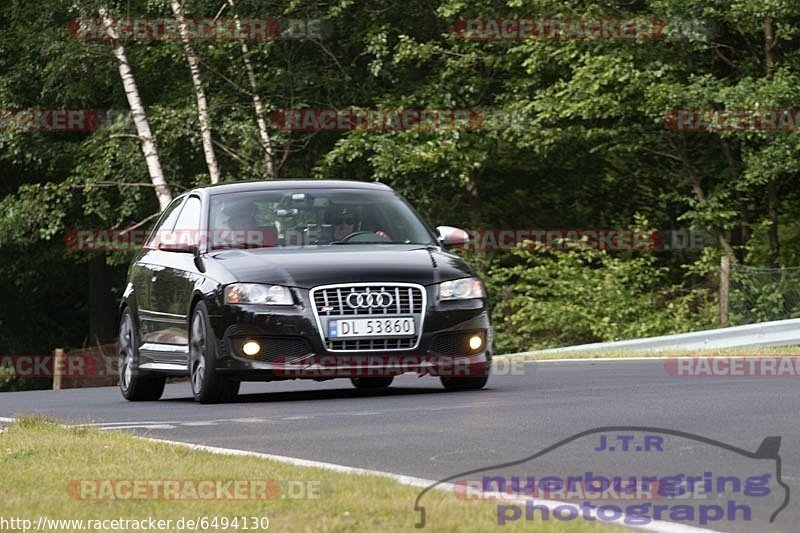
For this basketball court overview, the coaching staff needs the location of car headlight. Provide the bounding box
[224,283,294,305]
[438,277,485,301]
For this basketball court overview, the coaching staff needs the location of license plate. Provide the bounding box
[328,317,415,338]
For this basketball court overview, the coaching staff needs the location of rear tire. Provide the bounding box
[190,301,239,404]
[119,308,166,401]
[350,377,394,389]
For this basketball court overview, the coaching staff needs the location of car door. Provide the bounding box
[134,196,185,345]
[147,195,204,355]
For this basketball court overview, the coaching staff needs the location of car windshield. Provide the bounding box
[207,188,435,250]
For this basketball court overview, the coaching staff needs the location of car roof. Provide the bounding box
[190,179,393,196]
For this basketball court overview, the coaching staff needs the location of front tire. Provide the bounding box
[440,375,489,391]
[119,308,166,401]
[350,377,394,389]
[441,352,491,391]
[189,301,239,404]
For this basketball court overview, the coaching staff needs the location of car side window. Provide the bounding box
[145,197,185,249]
[171,196,202,246]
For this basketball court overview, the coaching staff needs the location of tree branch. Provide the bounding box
[117,211,161,236]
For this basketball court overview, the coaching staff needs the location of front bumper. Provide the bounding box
[208,285,492,380]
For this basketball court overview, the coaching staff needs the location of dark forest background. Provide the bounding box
[2,0,800,367]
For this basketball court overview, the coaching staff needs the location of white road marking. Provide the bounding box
[73,420,185,427]
[99,424,177,430]
[70,418,265,428]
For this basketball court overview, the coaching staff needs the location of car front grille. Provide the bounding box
[310,283,426,352]
[312,285,424,316]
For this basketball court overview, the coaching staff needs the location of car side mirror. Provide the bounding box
[436,226,470,249]
[159,241,199,254]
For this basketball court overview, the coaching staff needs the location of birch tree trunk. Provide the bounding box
[171,0,222,184]
[99,7,172,210]
[228,0,275,178]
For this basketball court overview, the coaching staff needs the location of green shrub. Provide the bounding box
[485,243,717,353]
[730,266,800,324]
[0,365,17,392]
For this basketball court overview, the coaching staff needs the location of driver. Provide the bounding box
[223,200,258,231]
[326,206,392,242]
[218,200,259,248]
[329,207,357,241]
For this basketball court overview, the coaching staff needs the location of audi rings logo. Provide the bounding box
[346,290,394,309]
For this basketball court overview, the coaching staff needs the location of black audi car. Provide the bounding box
[119,180,492,403]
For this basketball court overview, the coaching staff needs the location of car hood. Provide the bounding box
[208,245,475,288]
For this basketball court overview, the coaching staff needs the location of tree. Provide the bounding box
[227,0,275,178]
[100,6,172,210]
[170,0,221,184]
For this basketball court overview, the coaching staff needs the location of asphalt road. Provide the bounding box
[1,358,798,532]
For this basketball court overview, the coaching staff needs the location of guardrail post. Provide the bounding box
[52,348,64,390]
[720,255,730,326]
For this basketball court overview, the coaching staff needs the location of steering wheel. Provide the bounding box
[338,230,392,243]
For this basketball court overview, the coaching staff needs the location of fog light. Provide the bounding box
[468,335,483,351]
[242,340,261,356]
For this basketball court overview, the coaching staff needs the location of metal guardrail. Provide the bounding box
[502,317,800,356]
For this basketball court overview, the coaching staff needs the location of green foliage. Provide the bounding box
[3,0,800,355]
[488,244,717,353]
[730,265,800,324]
[0,366,15,392]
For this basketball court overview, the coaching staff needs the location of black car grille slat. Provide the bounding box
[258,337,312,362]
[331,338,416,351]
[311,284,425,352]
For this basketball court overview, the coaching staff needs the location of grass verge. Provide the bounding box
[0,416,619,532]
